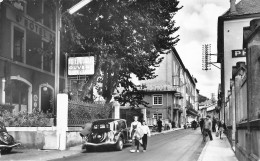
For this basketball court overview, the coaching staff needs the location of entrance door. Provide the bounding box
[41,87,53,113]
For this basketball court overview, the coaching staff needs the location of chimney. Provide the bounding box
[230,0,237,15]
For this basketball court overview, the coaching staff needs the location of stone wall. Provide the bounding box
[6,126,83,149]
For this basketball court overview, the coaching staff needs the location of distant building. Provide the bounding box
[198,99,217,119]
[139,48,198,128]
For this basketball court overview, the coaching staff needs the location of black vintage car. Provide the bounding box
[0,121,21,154]
[81,119,131,151]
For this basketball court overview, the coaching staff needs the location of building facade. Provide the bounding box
[140,48,198,128]
[217,0,260,121]
[0,1,65,115]
[217,1,260,160]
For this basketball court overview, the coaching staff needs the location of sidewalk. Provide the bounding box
[0,128,183,161]
[198,132,238,161]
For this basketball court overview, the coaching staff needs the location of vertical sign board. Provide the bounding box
[68,56,95,75]
[232,49,246,58]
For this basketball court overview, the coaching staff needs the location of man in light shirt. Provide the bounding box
[141,120,151,152]
[203,115,213,141]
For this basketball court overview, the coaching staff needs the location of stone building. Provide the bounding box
[0,1,65,114]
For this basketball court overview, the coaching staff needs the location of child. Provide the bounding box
[141,120,151,152]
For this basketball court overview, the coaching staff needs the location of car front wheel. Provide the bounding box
[115,137,123,151]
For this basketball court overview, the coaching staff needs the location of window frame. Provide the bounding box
[153,94,163,105]
[41,39,53,73]
[11,23,26,63]
[153,113,163,119]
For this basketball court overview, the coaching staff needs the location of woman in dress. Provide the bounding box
[130,116,141,153]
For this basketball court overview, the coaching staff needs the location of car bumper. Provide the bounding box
[83,141,116,147]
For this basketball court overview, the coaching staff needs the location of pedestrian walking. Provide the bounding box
[203,115,213,141]
[171,120,175,129]
[215,118,219,130]
[157,118,162,132]
[212,117,217,132]
[199,118,204,134]
[130,116,142,153]
[192,120,197,130]
[218,120,227,139]
[140,120,151,152]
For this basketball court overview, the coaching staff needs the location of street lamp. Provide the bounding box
[54,0,92,114]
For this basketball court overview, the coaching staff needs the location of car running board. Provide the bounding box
[0,143,21,148]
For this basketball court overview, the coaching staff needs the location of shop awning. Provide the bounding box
[186,108,199,116]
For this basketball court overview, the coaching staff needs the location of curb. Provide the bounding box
[197,134,238,161]
[151,128,183,136]
[197,141,209,161]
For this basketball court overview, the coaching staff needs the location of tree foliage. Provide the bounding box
[61,0,182,106]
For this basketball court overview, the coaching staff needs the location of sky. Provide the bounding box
[174,0,230,98]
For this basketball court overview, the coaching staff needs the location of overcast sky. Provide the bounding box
[174,0,230,98]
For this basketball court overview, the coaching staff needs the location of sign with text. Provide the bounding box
[232,49,246,58]
[68,56,94,76]
[6,7,55,42]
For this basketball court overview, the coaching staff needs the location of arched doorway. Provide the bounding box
[39,84,54,114]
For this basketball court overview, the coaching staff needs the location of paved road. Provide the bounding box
[52,128,205,161]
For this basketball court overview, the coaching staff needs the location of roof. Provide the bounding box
[217,0,260,62]
[185,68,196,86]
[171,48,197,86]
[223,0,260,17]
[171,47,186,72]
[243,19,260,47]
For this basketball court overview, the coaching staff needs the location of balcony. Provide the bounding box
[174,92,183,99]
[172,104,183,113]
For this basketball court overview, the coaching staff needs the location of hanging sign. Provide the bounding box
[68,56,94,75]
[232,49,246,58]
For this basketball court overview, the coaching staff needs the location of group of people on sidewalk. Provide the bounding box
[129,116,151,153]
[199,115,227,141]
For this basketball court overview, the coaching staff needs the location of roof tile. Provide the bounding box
[223,0,260,17]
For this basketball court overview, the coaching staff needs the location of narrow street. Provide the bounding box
[52,129,205,161]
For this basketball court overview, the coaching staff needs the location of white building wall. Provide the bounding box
[223,18,255,100]
[143,53,174,86]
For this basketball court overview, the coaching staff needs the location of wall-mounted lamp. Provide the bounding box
[43,83,49,92]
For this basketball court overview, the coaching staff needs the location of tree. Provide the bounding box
[61,0,182,106]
